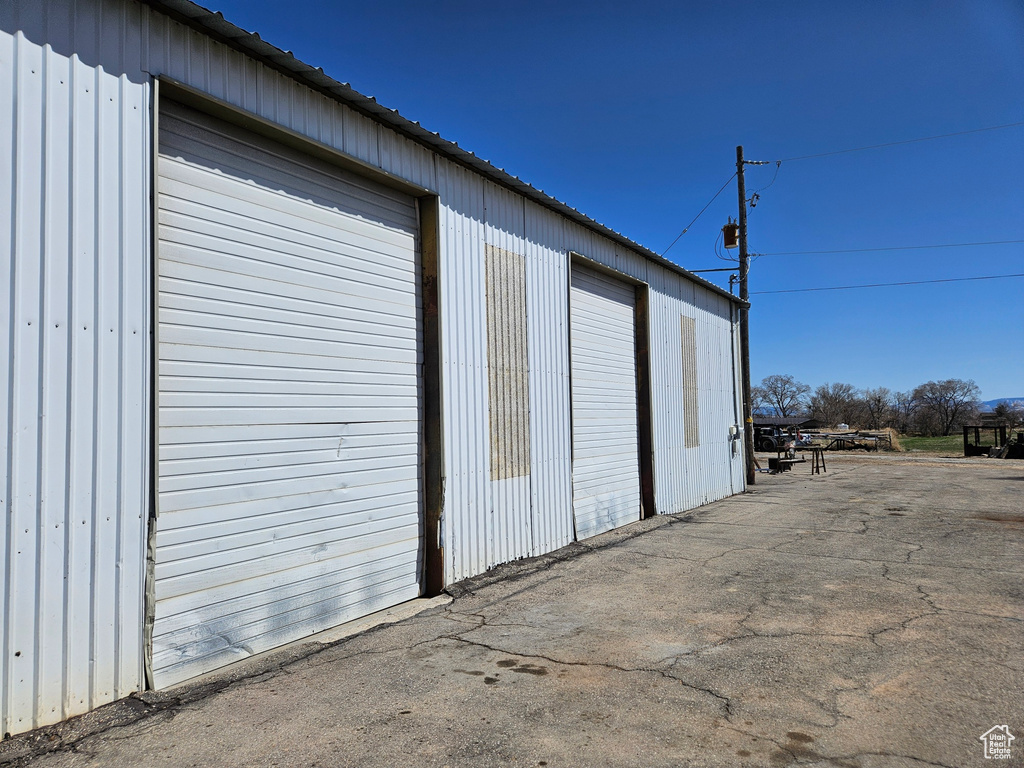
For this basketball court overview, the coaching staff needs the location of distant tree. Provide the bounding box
[861,387,894,430]
[750,385,770,417]
[810,382,860,428]
[757,374,810,418]
[892,390,918,433]
[911,379,981,436]
[992,401,1024,430]
[910,407,942,436]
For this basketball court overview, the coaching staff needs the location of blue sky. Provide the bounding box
[204,0,1023,399]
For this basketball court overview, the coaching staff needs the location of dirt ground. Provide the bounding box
[3,454,1022,768]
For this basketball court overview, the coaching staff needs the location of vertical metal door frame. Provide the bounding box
[633,283,656,518]
[143,77,160,689]
[564,250,578,540]
[419,194,445,595]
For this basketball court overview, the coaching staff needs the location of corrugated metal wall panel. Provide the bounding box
[5,0,444,190]
[436,174,741,574]
[523,203,573,556]
[0,30,150,736]
[2,0,745,733]
[482,183,532,567]
[484,242,531,567]
[439,180,586,579]
[648,281,743,515]
[436,163,490,583]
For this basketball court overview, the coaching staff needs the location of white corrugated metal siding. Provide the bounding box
[436,163,490,581]
[482,185,532,567]
[3,0,739,597]
[153,100,422,687]
[569,265,641,539]
[648,273,744,513]
[2,0,745,732]
[522,203,573,559]
[0,29,150,735]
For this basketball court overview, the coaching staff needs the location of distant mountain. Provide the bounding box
[980,398,1024,412]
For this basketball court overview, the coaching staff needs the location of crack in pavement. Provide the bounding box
[613,548,705,562]
[446,635,736,720]
[939,607,1022,623]
[903,542,924,563]
[866,608,941,647]
[763,547,1020,573]
[696,544,770,569]
[686,519,883,536]
[831,752,958,768]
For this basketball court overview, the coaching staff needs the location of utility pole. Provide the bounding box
[736,145,756,486]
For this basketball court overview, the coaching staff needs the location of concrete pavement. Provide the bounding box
[3,456,1022,767]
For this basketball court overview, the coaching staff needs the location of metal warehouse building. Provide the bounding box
[1,0,746,736]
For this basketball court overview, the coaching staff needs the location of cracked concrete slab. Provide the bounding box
[2,456,1021,767]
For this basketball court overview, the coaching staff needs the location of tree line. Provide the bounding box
[751,375,1023,436]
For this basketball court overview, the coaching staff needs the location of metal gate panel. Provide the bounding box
[569,265,640,539]
[153,101,422,687]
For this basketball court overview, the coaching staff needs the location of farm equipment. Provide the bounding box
[967,425,1024,459]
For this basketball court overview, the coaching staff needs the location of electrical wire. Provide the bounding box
[750,161,782,195]
[661,172,737,256]
[674,123,1021,259]
[758,239,1024,256]
[715,227,738,263]
[663,120,1021,258]
[669,122,1022,268]
[775,121,1024,162]
[751,273,1024,295]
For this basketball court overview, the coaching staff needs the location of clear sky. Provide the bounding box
[202,0,1023,400]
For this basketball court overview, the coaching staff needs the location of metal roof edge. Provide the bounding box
[140,0,744,306]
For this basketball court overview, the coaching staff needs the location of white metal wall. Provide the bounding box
[1,0,744,733]
[0,29,150,735]
[647,271,745,512]
[2,0,743,597]
[522,205,574,567]
[481,185,533,566]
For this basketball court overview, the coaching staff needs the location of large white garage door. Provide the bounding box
[569,265,641,539]
[153,101,423,687]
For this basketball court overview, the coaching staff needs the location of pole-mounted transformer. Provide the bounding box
[722,218,739,249]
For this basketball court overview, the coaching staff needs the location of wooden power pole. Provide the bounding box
[736,145,756,486]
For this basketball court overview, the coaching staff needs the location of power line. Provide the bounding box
[662,172,737,256]
[775,121,1024,162]
[750,161,781,194]
[758,239,1024,256]
[751,273,1024,295]
[715,226,737,263]
[662,121,1024,258]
